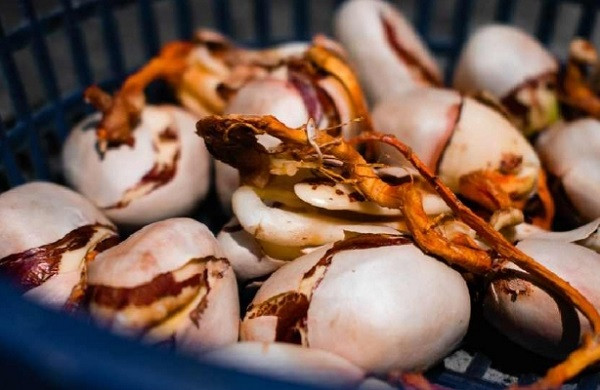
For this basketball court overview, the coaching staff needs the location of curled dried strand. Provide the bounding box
[305,118,323,163]
[356,133,600,390]
[306,45,374,132]
[85,42,194,151]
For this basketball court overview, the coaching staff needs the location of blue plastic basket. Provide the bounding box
[1,1,600,389]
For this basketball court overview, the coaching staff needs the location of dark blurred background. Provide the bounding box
[0,0,598,124]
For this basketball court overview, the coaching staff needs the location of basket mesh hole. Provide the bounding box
[430,0,457,39]
[0,77,13,123]
[14,148,34,181]
[79,16,111,85]
[114,4,146,71]
[229,0,255,42]
[437,56,449,75]
[469,1,497,31]
[67,100,90,127]
[549,3,580,58]
[32,0,61,19]
[12,48,44,111]
[46,30,79,97]
[0,1,61,33]
[511,0,541,34]
[593,22,600,48]
[309,0,336,37]
[0,2,23,32]
[153,1,178,44]
[0,168,9,192]
[269,0,293,41]
[190,0,216,31]
[396,0,417,22]
[42,128,62,181]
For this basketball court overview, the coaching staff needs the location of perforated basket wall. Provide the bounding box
[0,1,599,389]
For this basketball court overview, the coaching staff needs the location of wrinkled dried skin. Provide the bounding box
[88,218,239,353]
[536,119,600,222]
[63,106,210,227]
[0,182,117,308]
[241,236,471,373]
[204,342,365,387]
[453,25,559,135]
[334,0,442,104]
[197,114,600,388]
[2,224,117,309]
[485,239,600,358]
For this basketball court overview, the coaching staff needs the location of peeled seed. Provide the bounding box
[62,105,210,227]
[536,119,600,221]
[334,0,442,104]
[453,25,559,135]
[241,234,471,373]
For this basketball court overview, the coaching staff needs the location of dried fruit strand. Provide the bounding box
[85,42,194,150]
